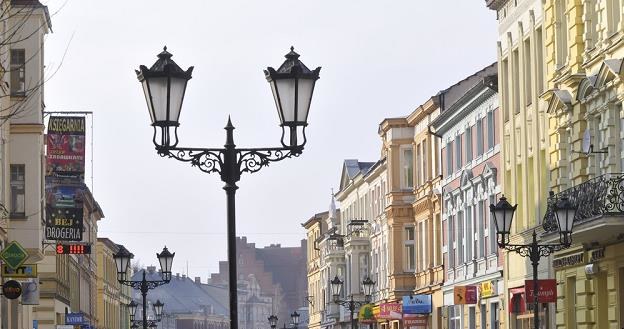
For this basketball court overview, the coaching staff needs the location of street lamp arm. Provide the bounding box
[157,147,224,175]
[237,147,300,175]
[118,278,170,292]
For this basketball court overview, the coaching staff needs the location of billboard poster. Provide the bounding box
[45,176,85,241]
[46,116,86,176]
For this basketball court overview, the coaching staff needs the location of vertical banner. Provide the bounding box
[46,116,86,176]
[44,176,84,241]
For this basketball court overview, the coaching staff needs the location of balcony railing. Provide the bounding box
[544,173,624,232]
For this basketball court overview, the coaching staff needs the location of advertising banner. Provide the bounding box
[46,116,86,176]
[480,281,496,298]
[45,176,85,241]
[403,314,428,329]
[358,304,375,323]
[402,295,432,314]
[454,286,477,304]
[379,303,402,319]
[524,279,557,303]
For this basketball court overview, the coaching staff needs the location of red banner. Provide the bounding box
[524,280,557,303]
[403,314,428,329]
[379,303,402,319]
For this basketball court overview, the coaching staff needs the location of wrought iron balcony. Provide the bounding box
[543,173,624,244]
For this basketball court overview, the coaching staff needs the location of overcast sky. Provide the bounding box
[43,1,497,279]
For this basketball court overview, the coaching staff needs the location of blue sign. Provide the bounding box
[403,295,432,314]
[33,320,38,329]
[65,313,84,325]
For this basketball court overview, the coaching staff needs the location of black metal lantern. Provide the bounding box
[128,300,138,321]
[264,47,320,149]
[490,195,517,247]
[148,322,157,329]
[113,246,134,282]
[153,300,164,321]
[136,47,194,149]
[291,311,300,326]
[362,277,375,299]
[268,315,278,329]
[553,196,577,245]
[330,275,343,299]
[157,246,175,281]
[131,323,139,329]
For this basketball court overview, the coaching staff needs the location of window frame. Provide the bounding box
[10,164,26,218]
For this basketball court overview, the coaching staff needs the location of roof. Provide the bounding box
[131,269,228,316]
[11,0,52,32]
[343,159,376,179]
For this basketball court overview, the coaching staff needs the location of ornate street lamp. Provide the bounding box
[128,300,138,322]
[114,246,175,329]
[490,195,576,329]
[136,47,320,329]
[290,311,300,329]
[330,276,375,329]
[268,315,278,329]
[153,300,164,321]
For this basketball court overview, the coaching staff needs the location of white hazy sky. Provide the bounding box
[43,1,497,279]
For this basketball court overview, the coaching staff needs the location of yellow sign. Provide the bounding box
[480,281,495,298]
[2,264,37,278]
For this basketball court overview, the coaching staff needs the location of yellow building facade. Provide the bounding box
[303,211,328,329]
[97,238,125,329]
[541,0,624,328]
[486,0,554,327]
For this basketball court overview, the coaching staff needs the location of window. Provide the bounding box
[513,49,520,113]
[480,304,487,329]
[455,135,462,170]
[489,195,497,255]
[501,58,510,122]
[448,214,455,268]
[584,1,598,49]
[10,164,25,217]
[468,306,475,329]
[477,118,484,156]
[490,302,499,329]
[607,0,621,34]
[466,127,473,162]
[556,0,568,66]
[402,147,414,189]
[449,305,462,329]
[416,143,422,186]
[466,206,473,262]
[404,227,415,271]
[536,28,544,94]
[10,49,25,96]
[457,210,464,264]
[418,220,427,272]
[488,111,495,149]
[524,38,532,104]
[567,276,577,326]
[478,200,485,258]
[446,141,453,175]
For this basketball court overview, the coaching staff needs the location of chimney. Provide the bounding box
[195,277,201,284]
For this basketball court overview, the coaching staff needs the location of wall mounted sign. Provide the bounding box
[524,279,557,303]
[65,313,84,325]
[0,241,29,270]
[454,286,477,304]
[403,295,432,314]
[379,303,402,319]
[56,244,91,255]
[2,280,22,299]
[403,314,428,329]
[480,281,496,298]
[553,252,584,269]
[2,264,37,278]
[46,116,86,176]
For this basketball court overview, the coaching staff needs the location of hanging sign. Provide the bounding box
[2,264,37,278]
[2,280,22,299]
[524,280,557,303]
[402,295,432,314]
[46,116,86,176]
[480,281,496,298]
[0,241,29,270]
[454,286,477,304]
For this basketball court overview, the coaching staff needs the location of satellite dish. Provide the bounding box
[582,129,592,154]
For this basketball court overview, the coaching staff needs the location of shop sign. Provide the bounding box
[402,295,432,314]
[2,264,37,278]
[358,304,375,323]
[379,303,402,319]
[454,286,477,304]
[480,281,496,298]
[524,279,557,303]
[553,252,583,269]
[2,280,22,299]
[65,313,84,325]
[56,326,74,329]
[0,241,29,270]
[403,314,428,329]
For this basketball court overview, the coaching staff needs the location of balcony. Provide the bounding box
[344,220,370,246]
[544,173,624,245]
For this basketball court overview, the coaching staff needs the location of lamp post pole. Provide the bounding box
[490,196,576,329]
[135,47,320,329]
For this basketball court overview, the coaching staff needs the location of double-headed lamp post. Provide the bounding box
[291,311,300,329]
[114,245,175,329]
[330,276,375,329]
[128,300,164,327]
[135,47,320,329]
[490,195,576,329]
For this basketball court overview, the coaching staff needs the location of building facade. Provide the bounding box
[97,238,128,329]
[486,0,554,328]
[303,210,329,329]
[431,64,504,329]
[541,0,624,328]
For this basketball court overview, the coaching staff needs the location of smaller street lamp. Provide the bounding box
[153,300,164,321]
[330,276,375,329]
[128,300,138,322]
[290,311,300,328]
[131,324,139,329]
[490,195,576,329]
[149,322,157,329]
[268,315,278,329]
